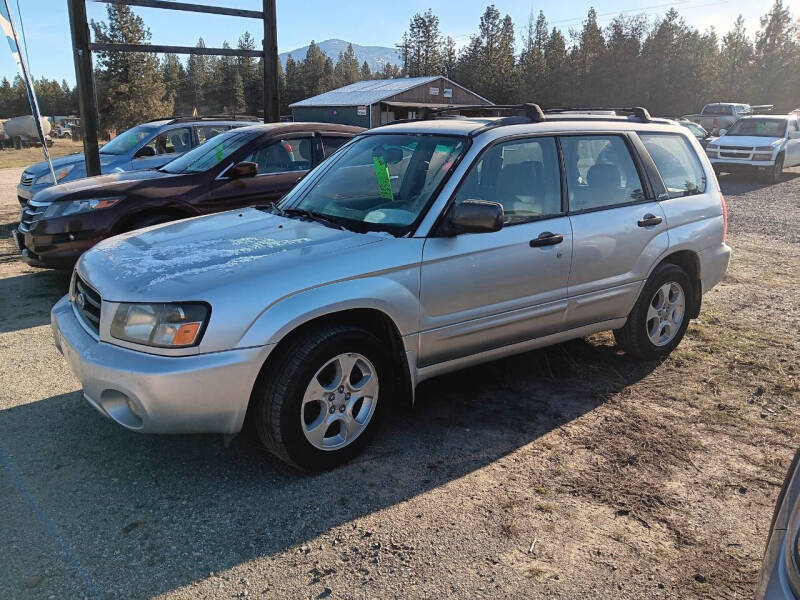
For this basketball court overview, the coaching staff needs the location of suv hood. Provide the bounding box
[715,135,783,148]
[31,169,174,204]
[25,152,123,175]
[79,208,385,300]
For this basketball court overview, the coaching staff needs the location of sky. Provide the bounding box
[0,0,790,86]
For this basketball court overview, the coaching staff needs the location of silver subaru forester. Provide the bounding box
[51,105,731,470]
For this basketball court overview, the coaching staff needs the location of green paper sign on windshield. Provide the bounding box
[215,144,224,162]
[372,155,394,201]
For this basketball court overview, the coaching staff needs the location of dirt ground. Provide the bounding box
[0,164,798,599]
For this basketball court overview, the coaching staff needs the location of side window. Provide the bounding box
[639,133,707,198]
[454,137,562,224]
[197,125,229,145]
[242,138,312,174]
[790,121,799,133]
[142,127,192,155]
[321,135,350,157]
[560,135,645,211]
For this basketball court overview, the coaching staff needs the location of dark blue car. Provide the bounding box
[16,116,259,205]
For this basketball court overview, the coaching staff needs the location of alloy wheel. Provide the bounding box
[300,352,379,451]
[646,282,686,346]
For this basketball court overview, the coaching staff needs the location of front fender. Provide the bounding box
[236,270,421,349]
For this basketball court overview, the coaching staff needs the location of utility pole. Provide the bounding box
[67,0,101,177]
[263,0,279,122]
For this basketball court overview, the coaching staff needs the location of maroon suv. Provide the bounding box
[14,122,363,268]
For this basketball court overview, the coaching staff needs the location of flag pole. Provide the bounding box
[1,0,57,184]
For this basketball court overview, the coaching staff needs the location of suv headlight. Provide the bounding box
[111,302,210,348]
[755,146,775,152]
[34,164,75,185]
[707,144,719,151]
[43,196,122,218]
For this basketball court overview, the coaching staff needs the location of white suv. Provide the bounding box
[51,105,731,470]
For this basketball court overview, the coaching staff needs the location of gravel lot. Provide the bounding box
[0,166,798,599]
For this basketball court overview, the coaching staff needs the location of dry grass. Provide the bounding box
[0,139,85,169]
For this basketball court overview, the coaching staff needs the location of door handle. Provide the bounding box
[530,232,564,247]
[637,214,663,227]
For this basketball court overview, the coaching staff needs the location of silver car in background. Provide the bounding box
[757,449,800,599]
[51,105,731,470]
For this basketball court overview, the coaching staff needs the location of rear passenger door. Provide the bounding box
[418,136,573,367]
[561,134,668,329]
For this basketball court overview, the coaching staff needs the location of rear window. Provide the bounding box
[702,105,733,116]
[639,133,706,198]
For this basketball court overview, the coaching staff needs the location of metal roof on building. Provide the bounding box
[290,76,491,108]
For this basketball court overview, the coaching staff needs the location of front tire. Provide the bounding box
[614,263,693,360]
[767,153,784,184]
[253,324,392,471]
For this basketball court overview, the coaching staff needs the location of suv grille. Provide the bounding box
[72,274,102,334]
[20,171,34,186]
[17,204,47,233]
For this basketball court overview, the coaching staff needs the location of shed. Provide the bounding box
[290,76,493,128]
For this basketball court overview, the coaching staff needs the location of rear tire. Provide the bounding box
[614,263,693,361]
[253,324,392,471]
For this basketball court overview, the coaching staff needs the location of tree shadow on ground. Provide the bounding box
[0,336,660,599]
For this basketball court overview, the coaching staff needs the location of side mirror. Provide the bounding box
[134,145,156,158]
[229,161,258,179]
[441,200,504,236]
[718,129,727,136]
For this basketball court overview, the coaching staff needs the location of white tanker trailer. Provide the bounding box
[4,115,53,148]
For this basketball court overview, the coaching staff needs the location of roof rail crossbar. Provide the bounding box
[420,104,546,123]
[545,107,652,122]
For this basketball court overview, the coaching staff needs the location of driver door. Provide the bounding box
[786,120,800,167]
[131,126,193,171]
[199,134,316,214]
[418,137,573,367]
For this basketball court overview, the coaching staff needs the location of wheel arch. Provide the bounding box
[111,204,199,235]
[244,307,414,431]
[650,249,702,319]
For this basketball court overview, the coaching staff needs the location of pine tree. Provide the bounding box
[334,43,360,87]
[90,4,172,132]
[237,31,260,115]
[442,36,457,78]
[718,16,754,99]
[753,0,797,108]
[161,54,185,113]
[185,38,212,114]
[360,60,372,80]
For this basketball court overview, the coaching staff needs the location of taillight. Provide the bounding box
[720,193,728,242]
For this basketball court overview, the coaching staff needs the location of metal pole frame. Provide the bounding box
[69,0,279,176]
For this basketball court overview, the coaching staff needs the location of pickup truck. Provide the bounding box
[683,103,773,135]
[706,114,800,182]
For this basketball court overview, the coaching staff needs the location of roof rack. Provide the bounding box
[420,103,546,122]
[544,107,653,122]
[145,114,261,124]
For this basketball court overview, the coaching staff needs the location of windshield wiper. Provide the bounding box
[282,207,347,231]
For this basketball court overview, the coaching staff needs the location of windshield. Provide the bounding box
[160,130,257,174]
[726,118,787,137]
[100,124,159,155]
[281,134,467,235]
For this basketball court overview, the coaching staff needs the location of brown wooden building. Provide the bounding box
[290,76,493,128]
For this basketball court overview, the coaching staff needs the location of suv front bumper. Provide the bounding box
[51,295,270,434]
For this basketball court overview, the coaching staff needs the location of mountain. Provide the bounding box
[279,39,401,73]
